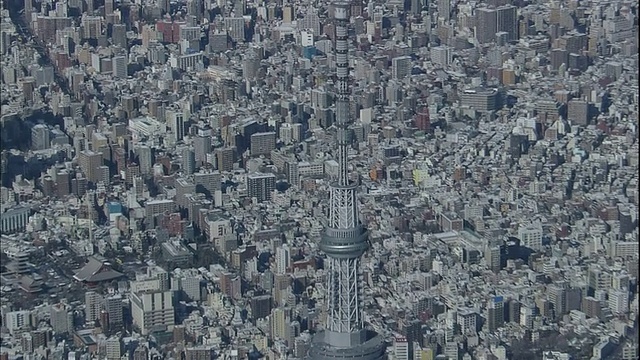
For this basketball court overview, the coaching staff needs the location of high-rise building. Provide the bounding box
[393,337,410,360]
[21,333,34,353]
[250,295,272,320]
[309,3,386,359]
[270,307,289,342]
[391,56,411,80]
[250,132,276,156]
[622,342,638,360]
[50,303,73,334]
[209,30,229,52]
[279,123,294,145]
[608,289,630,314]
[145,199,175,226]
[517,222,543,251]
[167,110,186,143]
[174,177,196,208]
[125,163,140,187]
[496,5,518,42]
[56,169,71,196]
[567,99,589,126]
[414,108,430,131]
[283,5,294,23]
[484,243,504,272]
[242,54,261,81]
[582,296,601,319]
[437,0,451,21]
[506,299,521,324]
[457,309,478,334]
[0,30,9,56]
[246,172,276,202]
[224,17,245,42]
[430,45,453,68]
[486,296,505,332]
[71,174,88,197]
[215,147,235,171]
[550,48,569,70]
[548,284,568,318]
[112,56,127,79]
[130,290,175,335]
[302,8,322,35]
[137,145,154,175]
[85,291,104,323]
[475,8,497,44]
[98,165,110,185]
[182,148,196,175]
[193,135,211,166]
[194,170,221,194]
[105,294,124,328]
[112,24,127,48]
[4,310,31,335]
[275,245,291,275]
[31,124,50,150]
[104,337,122,359]
[105,0,114,15]
[78,149,103,183]
[185,346,215,360]
[187,0,203,22]
[219,272,242,299]
[285,160,300,187]
[21,77,35,103]
[82,16,102,39]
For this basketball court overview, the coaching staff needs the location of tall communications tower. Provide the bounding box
[309,2,386,359]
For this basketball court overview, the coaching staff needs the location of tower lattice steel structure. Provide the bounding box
[309,2,386,359]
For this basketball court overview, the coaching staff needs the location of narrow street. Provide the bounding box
[9,8,70,93]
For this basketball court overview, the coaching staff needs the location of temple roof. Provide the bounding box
[73,257,124,283]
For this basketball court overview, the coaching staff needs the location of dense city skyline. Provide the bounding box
[0,0,638,359]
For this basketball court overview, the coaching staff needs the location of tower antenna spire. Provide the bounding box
[309,2,386,359]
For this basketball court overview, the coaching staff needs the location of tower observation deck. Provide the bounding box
[308,2,386,359]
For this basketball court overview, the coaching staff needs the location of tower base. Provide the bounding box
[309,330,386,360]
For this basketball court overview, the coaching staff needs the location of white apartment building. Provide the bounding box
[4,310,31,335]
[50,303,73,334]
[391,55,411,80]
[130,289,175,335]
[608,289,630,314]
[393,336,409,360]
[609,240,639,258]
[275,245,291,275]
[85,291,104,323]
[172,269,203,302]
[430,45,453,67]
[104,336,122,360]
[517,221,543,251]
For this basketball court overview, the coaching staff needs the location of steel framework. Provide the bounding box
[309,2,386,359]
